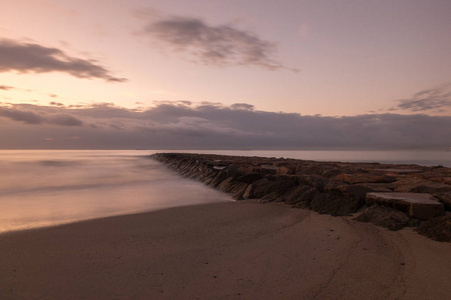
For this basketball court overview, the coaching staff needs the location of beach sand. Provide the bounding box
[1,200,450,299]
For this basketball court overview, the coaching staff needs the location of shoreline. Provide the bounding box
[2,200,451,299]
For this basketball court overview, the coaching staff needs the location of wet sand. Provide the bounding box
[1,200,450,299]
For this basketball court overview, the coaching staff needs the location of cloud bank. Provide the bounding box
[397,83,451,113]
[140,16,298,72]
[0,102,449,150]
[0,39,126,82]
[0,105,83,126]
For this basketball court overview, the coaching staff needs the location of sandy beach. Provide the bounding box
[1,200,451,299]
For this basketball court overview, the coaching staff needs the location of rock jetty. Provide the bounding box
[152,153,451,241]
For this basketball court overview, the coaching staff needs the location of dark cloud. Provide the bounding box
[0,102,450,149]
[47,114,83,126]
[0,107,43,124]
[230,103,254,111]
[0,85,14,90]
[397,83,451,112]
[140,16,298,72]
[0,106,83,126]
[50,102,65,107]
[0,39,126,82]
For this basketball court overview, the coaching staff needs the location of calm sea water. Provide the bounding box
[1,149,450,233]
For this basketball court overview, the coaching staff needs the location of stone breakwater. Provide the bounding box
[152,153,451,242]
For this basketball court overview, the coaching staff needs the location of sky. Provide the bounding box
[0,0,450,149]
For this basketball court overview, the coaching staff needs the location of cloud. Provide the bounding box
[0,106,83,126]
[0,39,126,82]
[140,16,298,72]
[230,103,254,110]
[0,85,14,91]
[47,114,83,126]
[0,101,450,149]
[397,83,451,112]
[0,107,43,124]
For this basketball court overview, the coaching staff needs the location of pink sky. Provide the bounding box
[0,0,450,149]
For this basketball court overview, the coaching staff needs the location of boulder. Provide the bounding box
[276,165,295,175]
[216,177,249,200]
[242,184,255,199]
[234,172,263,184]
[434,192,451,211]
[356,183,393,192]
[415,216,451,242]
[208,172,228,188]
[354,205,410,231]
[252,177,295,199]
[322,169,343,178]
[260,164,279,175]
[335,173,397,184]
[259,192,282,203]
[374,168,422,174]
[411,183,451,194]
[366,192,444,220]
[325,182,373,202]
[283,185,318,205]
[297,175,329,192]
[310,192,361,216]
[394,179,451,193]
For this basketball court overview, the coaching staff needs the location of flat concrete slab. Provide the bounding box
[366,192,444,220]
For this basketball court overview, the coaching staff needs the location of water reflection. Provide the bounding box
[0,151,232,233]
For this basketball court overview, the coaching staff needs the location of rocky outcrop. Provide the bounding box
[152,153,451,241]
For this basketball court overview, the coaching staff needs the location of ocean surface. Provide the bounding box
[1,149,450,234]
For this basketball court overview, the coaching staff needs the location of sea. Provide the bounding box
[1,149,450,234]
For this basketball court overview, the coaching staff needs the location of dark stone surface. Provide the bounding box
[354,205,410,231]
[416,216,451,242]
[310,192,361,216]
[434,193,451,211]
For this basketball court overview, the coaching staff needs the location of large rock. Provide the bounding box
[410,183,451,194]
[415,216,451,242]
[434,192,451,211]
[394,179,451,193]
[208,172,228,188]
[335,173,397,184]
[283,185,318,206]
[366,192,444,220]
[259,164,279,175]
[375,168,422,174]
[325,182,373,202]
[216,177,249,200]
[310,192,361,216]
[251,177,295,199]
[354,205,410,231]
[297,175,329,192]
